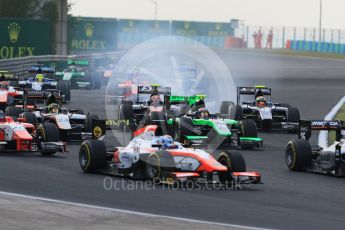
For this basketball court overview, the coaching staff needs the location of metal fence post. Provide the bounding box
[246,26,249,48]
[282,26,285,48]
[293,27,296,41]
[339,29,341,54]
[304,28,307,41]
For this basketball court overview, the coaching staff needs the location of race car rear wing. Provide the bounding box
[136,85,171,103]
[28,65,55,74]
[299,120,345,141]
[137,85,171,95]
[67,59,89,66]
[237,86,271,105]
[165,94,207,105]
[25,89,61,98]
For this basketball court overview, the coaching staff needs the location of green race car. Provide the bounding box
[166,95,263,149]
[55,59,101,89]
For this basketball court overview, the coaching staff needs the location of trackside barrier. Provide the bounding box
[0,51,125,77]
[287,40,345,54]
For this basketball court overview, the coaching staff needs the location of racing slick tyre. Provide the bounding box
[286,139,312,171]
[66,80,71,102]
[5,106,22,118]
[279,103,291,108]
[79,140,107,173]
[118,103,133,120]
[86,114,100,133]
[174,117,195,143]
[229,104,243,120]
[240,119,258,138]
[287,107,300,123]
[37,122,60,155]
[220,101,234,116]
[19,112,37,127]
[76,109,84,115]
[217,151,246,184]
[120,100,134,105]
[94,73,102,89]
[146,151,176,181]
[57,81,69,104]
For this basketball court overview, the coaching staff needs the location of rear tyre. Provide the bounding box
[279,103,291,108]
[286,139,312,171]
[37,122,60,155]
[240,119,258,137]
[118,103,133,120]
[19,112,37,127]
[94,73,102,89]
[146,151,176,181]
[217,151,246,184]
[229,104,243,120]
[220,101,234,115]
[5,106,22,118]
[76,109,84,115]
[174,117,195,143]
[287,107,300,123]
[79,140,107,173]
[86,114,100,132]
[57,81,69,104]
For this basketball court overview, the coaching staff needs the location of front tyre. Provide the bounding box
[217,151,246,184]
[37,122,60,155]
[286,139,312,171]
[79,140,107,173]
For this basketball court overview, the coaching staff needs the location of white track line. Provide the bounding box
[318,96,345,148]
[0,191,271,230]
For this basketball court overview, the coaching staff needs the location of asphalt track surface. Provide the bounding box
[1,51,345,230]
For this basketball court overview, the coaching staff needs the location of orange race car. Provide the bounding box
[0,79,24,111]
[0,110,66,155]
[79,125,261,186]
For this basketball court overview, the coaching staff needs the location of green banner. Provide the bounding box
[0,19,51,59]
[171,21,233,37]
[118,19,169,35]
[68,17,117,54]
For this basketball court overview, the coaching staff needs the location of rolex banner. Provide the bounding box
[171,21,234,37]
[0,19,51,59]
[117,19,170,49]
[68,17,118,54]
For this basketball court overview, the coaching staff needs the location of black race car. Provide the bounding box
[17,65,71,103]
[117,85,172,131]
[286,120,345,176]
[220,86,300,131]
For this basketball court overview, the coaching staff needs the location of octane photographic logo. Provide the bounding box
[105,35,236,148]
[103,177,242,191]
[8,22,20,43]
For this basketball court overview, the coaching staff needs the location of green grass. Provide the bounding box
[271,49,345,60]
[328,104,345,144]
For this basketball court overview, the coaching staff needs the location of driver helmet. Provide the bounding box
[159,135,174,149]
[48,103,60,113]
[256,96,267,107]
[35,73,44,83]
[197,108,210,119]
[150,91,161,106]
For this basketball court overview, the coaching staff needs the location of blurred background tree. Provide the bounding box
[0,0,58,23]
